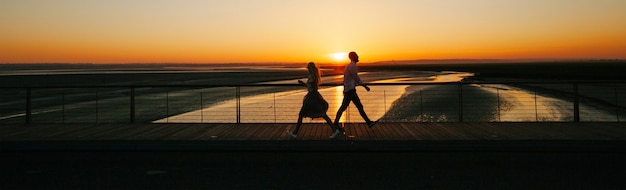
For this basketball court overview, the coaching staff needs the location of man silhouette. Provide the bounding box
[334,51,377,128]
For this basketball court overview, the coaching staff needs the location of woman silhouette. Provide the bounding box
[287,62,344,139]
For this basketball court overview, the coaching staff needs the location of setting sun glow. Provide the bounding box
[330,52,348,62]
[1,0,625,64]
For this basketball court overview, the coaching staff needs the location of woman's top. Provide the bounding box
[307,75,319,92]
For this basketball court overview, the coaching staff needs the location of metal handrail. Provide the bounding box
[1,81,625,124]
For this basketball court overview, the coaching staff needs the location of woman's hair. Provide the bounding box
[307,62,322,85]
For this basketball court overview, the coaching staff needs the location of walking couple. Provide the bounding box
[287,51,377,139]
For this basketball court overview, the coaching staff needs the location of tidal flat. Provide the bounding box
[1,61,624,123]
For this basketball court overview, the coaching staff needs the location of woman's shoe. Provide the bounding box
[287,131,298,138]
[330,129,342,139]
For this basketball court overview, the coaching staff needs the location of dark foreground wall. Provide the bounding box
[2,147,624,189]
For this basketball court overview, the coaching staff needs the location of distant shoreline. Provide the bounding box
[4,59,624,80]
[360,59,626,80]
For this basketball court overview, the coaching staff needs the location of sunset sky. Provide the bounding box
[1,0,625,64]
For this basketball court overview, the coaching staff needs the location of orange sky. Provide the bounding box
[1,0,625,64]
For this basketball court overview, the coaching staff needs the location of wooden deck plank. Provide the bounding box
[225,124,247,140]
[398,123,414,139]
[244,123,267,139]
[187,124,222,140]
[313,123,324,140]
[469,122,501,139]
[406,123,427,140]
[165,124,212,140]
[351,123,366,140]
[406,123,425,140]
[386,123,404,140]
[281,124,296,139]
[436,123,470,140]
[297,123,311,140]
[361,123,375,139]
[2,123,626,142]
[126,124,177,140]
[33,124,93,140]
[397,123,420,140]
[364,124,380,140]
[368,124,381,140]
[219,124,251,140]
[344,123,360,140]
[404,123,423,140]
[258,124,284,140]
[242,124,268,140]
[350,123,364,139]
[581,123,626,140]
[0,125,40,138]
[255,123,282,140]
[465,122,499,139]
[310,123,328,139]
[389,123,410,140]
[188,124,226,140]
[268,124,285,140]
[64,124,130,140]
[271,123,291,140]
[415,123,439,140]
[210,124,241,140]
[372,124,390,140]
[150,124,198,140]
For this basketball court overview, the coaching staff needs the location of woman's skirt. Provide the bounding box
[300,91,329,118]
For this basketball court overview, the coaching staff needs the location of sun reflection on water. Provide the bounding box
[155,71,467,123]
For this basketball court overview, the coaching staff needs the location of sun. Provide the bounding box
[330,52,347,62]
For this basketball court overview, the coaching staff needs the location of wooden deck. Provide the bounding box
[2,122,625,152]
[2,122,625,141]
[0,123,626,141]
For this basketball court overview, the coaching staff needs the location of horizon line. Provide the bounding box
[1,58,625,65]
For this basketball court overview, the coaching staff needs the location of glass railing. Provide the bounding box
[1,82,624,124]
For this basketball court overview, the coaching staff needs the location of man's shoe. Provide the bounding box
[367,120,378,129]
[330,129,342,139]
[287,131,298,138]
[335,125,345,134]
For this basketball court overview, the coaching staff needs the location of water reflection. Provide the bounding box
[154,71,619,123]
[372,72,474,83]
[471,84,569,121]
[156,71,469,123]
[155,84,408,123]
[472,84,618,121]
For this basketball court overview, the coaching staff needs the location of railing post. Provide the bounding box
[573,82,580,122]
[458,83,463,122]
[273,92,276,123]
[166,91,169,123]
[497,88,501,122]
[236,86,241,124]
[419,90,423,122]
[62,91,65,123]
[383,90,387,114]
[534,91,538,122]
[95,90,99,123]
[616,86,620,122]
[25,88,31,124]
[615,85,620,123]
[200,92,204,123]
[130,87,135,123]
